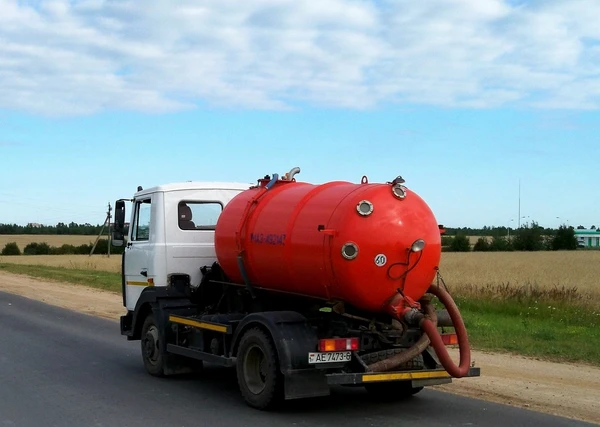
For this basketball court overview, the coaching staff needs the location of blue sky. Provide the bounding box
[1,0,599,229]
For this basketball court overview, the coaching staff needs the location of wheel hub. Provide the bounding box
[243,344,268,395]
[143,325,160,364]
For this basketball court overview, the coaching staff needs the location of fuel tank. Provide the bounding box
[214,172,442,314]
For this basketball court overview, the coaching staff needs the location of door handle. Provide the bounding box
[140,270,147,277]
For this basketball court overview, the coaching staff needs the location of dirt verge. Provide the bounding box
[0,270,598,425]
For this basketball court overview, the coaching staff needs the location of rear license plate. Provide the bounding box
[308,351,352,364]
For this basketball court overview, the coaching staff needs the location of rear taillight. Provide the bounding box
[441,333,458,345]
[318,337,360,352]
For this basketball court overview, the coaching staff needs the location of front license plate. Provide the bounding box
[308,351,352,364]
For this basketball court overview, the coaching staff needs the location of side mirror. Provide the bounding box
[114,200,126,232]
[111,230,124,247]
[112,200,126,247]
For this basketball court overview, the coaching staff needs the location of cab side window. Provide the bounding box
[132,199,152,241]
[178,201,223,230]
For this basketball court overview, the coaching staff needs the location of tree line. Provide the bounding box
[444,222,582,252]
[443,223,595,237]
[0,222,106,235]
[1,239,125,256]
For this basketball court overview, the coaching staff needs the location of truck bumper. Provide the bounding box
[325,367,480,387]
[281,366,480,400]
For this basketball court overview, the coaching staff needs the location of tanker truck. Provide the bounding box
[112,167,479,410]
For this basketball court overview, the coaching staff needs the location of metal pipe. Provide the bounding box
[366,300,436,372]
[236,255,256,299]
[287,167,301,180]
[436,309,453,327]
[265,173,279,190]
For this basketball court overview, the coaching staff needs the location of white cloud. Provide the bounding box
[0,0,599,116]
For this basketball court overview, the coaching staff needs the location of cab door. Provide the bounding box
[124,196,153,310]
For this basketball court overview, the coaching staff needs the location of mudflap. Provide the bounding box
[283,369,331,400]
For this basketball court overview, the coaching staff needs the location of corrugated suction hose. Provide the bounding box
[421,285,471,378]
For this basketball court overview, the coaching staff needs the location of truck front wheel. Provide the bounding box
[141,313,165,377]
[236,327,283,410]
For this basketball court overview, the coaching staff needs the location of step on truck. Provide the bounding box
[112,167,479,410]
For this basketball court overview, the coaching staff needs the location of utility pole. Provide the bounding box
[107,202,112,257]
[90,202,112,257]
[518,179,521,229]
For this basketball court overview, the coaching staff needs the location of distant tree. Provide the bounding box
[23,242,51,255]
[441,236,454,248]
[1,242,21,255]
[591,225,596,230]
[489,235,514,251]
[577,225,585,230]
[513,221,544,251]
[473,237,490,252]
[448,234,471,252]
[551,225,578,250]
[50,244,77,255]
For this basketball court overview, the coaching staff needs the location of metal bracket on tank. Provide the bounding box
[317,224,336,236]
[236,254,257,299]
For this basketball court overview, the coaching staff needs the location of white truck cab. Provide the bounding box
[113,181,251,311]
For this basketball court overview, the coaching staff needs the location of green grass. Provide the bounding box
[454,295,600,366]
[0,263,121,293]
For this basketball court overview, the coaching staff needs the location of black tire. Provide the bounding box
[364,381,424,400]
[236,327,283,410]
[141,313,165,377]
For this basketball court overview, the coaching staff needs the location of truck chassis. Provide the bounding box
[120,269,480,410]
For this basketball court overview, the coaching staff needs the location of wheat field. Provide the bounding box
[439,251,600,291]
[439,251,600,308]
[1,250,599,298]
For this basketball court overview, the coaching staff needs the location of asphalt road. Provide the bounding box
[0,290,595,427]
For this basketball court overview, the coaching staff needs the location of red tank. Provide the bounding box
[214,172,442,314]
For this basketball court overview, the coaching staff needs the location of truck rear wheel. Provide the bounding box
[141,313,165,377]
[236,327,283,410]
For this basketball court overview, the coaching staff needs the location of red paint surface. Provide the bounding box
[214,178,442,314]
